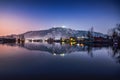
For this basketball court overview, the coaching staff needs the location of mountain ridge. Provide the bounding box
[20,27,107,39]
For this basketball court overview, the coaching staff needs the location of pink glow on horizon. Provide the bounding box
[0,13,43,36]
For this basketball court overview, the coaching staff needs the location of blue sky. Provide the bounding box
[0,0,120,35]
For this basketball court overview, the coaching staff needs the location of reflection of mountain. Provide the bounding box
[21,27,106,39]
[1,42,120,64]
[22,43,88,54]
[1,42,110,55]
[18,42,107,55]
[16,42,120,63]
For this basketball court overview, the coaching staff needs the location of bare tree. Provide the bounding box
[108,24,120,37]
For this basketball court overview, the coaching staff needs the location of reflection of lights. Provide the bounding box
[70,42,73,45]
[25,39,29,43]
[60,53,65,56]
[62,42,65,44]
[80,44,84,47]
[70,42,76,46]
[77,43,79,46]
[53,53,56,56]
[81,36,84,38]
[31,39,34,43]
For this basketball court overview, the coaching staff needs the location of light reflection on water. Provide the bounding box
[0,42,120,78]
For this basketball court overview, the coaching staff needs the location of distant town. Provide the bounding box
[0,24,120,46]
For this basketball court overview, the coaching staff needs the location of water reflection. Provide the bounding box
[109,45,120,64]
[0,42,120,79]
[1,42,120,64]
[2,42,107,55]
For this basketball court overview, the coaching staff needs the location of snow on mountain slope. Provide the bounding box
[21,27,106,39]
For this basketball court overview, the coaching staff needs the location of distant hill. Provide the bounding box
[20,27,107,39]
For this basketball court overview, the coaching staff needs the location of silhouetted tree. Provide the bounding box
[109,24,120,37]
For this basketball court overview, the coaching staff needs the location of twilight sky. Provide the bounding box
[0,0,120,36]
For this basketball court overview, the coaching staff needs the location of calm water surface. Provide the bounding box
[0,42,120,79]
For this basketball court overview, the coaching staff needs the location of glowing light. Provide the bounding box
[60,53,65,56]
[77,43,80,46]
[62,26,66,28]
[80,44,84,47]
[53,53,56,56]
[62,42,65,44]
[70,38,73,40]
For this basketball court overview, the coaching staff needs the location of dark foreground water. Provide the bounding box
[0,42,120,80]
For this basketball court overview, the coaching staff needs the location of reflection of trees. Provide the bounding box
[1,42,111,58]
[2,42,120,63]
[16,42,109,57]
[110,46,120,64]
[87,45,93,57]
[21,43,90,54]
[0,43,17,47]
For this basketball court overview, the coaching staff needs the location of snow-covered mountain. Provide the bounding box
[21,27,107,39]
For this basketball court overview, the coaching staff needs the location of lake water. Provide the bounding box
[0,42,120,79]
